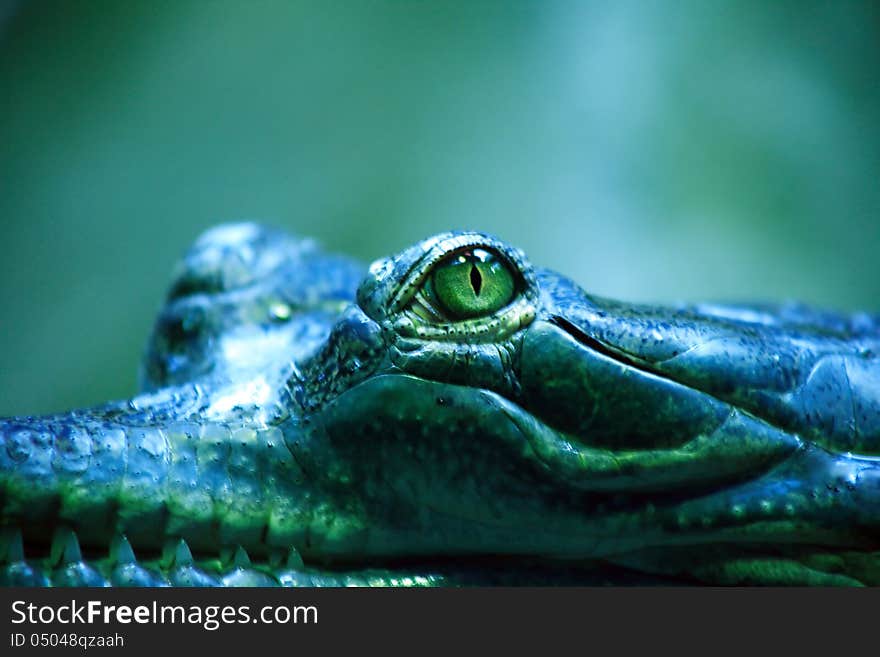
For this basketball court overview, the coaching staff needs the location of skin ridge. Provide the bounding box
[539,273,880,454]
[2,223,880,586]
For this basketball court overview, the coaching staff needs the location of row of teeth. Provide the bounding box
[0,527,306,587]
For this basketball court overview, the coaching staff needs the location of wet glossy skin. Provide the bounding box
[2,224,880,586]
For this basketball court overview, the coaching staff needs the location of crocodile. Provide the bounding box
[2,223,880,586]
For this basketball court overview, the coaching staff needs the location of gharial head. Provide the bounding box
[4,225,879,585]
[286,230,880,580]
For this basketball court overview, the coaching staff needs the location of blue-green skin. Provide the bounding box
[2,223,880,586]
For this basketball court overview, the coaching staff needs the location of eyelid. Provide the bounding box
[409,279,447,322]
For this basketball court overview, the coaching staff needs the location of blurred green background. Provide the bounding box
[1,0,878,416]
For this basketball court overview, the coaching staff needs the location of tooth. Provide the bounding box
[161,537,194,568]
[173,539,194,567]
[232,546,251,569]
[49,528,82,566]
[0,528,24,564]
[109,534,136,565]
[286,546,304,570]
[109,537,169,588]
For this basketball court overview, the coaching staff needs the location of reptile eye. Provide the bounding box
[358,231,537,340]
[421,248,516,320]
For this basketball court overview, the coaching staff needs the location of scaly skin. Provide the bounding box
[2,223,880,586]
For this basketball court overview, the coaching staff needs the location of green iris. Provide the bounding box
[428,248,516,319]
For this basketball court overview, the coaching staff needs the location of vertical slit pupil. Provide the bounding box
[470,265,483,296]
